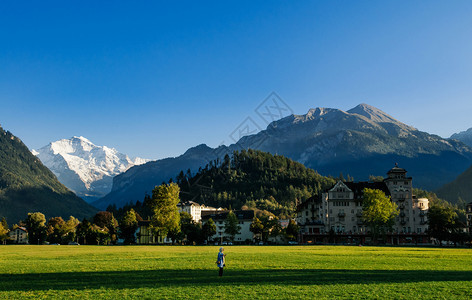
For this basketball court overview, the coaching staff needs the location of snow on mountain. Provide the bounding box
[33,136,149,202]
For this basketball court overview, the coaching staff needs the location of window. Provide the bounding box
[417,228,421,233]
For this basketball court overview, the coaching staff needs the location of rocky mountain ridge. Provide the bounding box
[450,128,472,148]
[94,103,472,209]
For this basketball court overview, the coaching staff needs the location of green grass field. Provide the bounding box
[1,245,472,299]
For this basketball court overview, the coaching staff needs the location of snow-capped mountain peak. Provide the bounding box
[33,137,150,202]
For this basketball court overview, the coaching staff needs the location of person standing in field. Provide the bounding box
[216,247,226,277]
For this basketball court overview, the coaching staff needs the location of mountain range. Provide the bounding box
[450,128,472,148]
[33,136,148,202]
[0,125,97,223]
[93,103,472,209]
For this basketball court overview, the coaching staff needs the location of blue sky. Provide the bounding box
[1,1,472,159]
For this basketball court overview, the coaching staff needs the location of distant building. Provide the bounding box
[177,201,224,223]
[8,227,28,244]
[297,164,429,245]
[135,220,171,245]
[202,210,254,244]
[177,201,203,223]
[466,202,472,233]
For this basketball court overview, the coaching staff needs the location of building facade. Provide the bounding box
[136,220,171,245]
[177,201,203,223]
[466,202,472,233]
[177,201,224,223]
[8,227,28,244]
[297,165,429,244]
[201,210,254,244]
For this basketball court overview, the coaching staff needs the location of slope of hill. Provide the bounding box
[0,126,97,223]
[178,149,336,217]
[450,128,472,148]
[34,136,148,202]
[97,103,472,209]
[92,144,227,209]
[436,164,472,205]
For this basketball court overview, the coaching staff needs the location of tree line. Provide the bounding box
[176,149,336,219]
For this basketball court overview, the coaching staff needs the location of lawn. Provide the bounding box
[1,245,472,299]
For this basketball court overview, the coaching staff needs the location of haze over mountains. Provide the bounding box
[94,103,472,209]
[33,136,148,202]
[0,126,97,223]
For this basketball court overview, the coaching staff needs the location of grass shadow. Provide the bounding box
[1,268,472,291]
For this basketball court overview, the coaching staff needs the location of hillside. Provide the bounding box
[436,164,472,205]
[178,149,336,217]
[0,125,97,223]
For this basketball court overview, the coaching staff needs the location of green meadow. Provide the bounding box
[1,245,472,299]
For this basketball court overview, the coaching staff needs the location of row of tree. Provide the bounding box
[2,181,469,246]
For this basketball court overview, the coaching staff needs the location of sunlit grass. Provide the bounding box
[1,245,471,299]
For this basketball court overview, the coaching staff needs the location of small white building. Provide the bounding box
[177,201,224,223]
[202,210,254,244]
[177,201,203,223]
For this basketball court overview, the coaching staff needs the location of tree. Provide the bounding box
[362,188,399,243]
[46,217,66,244]
[63,216,80,244]
[1,217,7,231]
[263,217,282,242]
[25,212,47,245]
[224,211,241,242]
[76,219,93,245]
[91,224,111,245]
[44,216,79,245]
[0,217,9,244]
[202,218,217,243]
[149,183,181,239]
[284,219,299,241]
[368,175,384,182]
[119,209,139,245]
[93,211,118,244]
[428,203,459,245]
[0,222,8,245]
[179,212,202,244]
[250,217,264,242]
